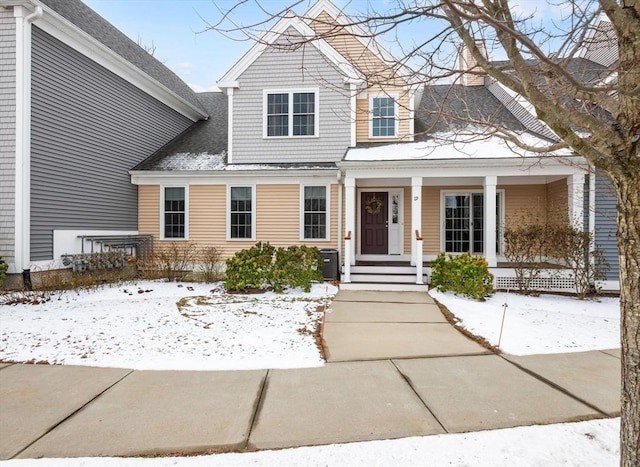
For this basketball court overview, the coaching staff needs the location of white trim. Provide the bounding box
[349,83,357,147]
[226,184,256,241]
[299,184,331,241]
[262,88,320,138]
[160,185,189,241]
[344,177,356,265]
[31,3,206,121]
[388,188,404,255]
[218,15,362,88]
[131,173,338,186]
[408,92,415,141]
[411,177,422,265]
[369,93,399,139]
[227,88,234,163]
[439,189,505,255]
[13,5,36,272]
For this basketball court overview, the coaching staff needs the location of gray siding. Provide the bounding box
[30,27,193,261]
[233,32,351,164]
[594,169,619,281]
[0,8,15,265]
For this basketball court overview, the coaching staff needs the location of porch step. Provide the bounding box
[339,282,429,292]
[350,273,425,284]
[350,265,416,275]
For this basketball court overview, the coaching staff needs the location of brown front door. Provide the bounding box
[361,192,388,255]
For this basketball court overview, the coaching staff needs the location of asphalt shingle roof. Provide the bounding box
[415,84,526,139]
[40,0,206,113]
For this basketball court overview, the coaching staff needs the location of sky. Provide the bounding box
[82,0,355,92]
[81,0,572,93]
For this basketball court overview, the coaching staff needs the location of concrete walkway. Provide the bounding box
[0,290,621,460]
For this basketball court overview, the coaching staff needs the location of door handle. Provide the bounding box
[385,221,388,228]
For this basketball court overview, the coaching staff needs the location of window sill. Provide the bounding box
[263,135,319,140]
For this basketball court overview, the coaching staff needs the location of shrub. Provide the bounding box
[224,242,275,291]
[197,246,224,283]
[0,257,7,288]
[142,242,199,281]
[224,242,322,293]
[503,223,549,295]
[431,252,494,300]
[554,225,609,299]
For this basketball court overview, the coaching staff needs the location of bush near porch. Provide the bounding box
[431,252,494,301]
[224,242,323,293]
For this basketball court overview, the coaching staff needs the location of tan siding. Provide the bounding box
[189,185,228,250]
[139,184,340,261]
[311,12,396,81]
[546,178,568,224]
[138,185,160,238]
[423,186,443,255]
[356,88,411,144]
[503,185,547,227]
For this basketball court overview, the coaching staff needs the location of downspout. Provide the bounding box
[337,170,343,255]
[14,4,42,273]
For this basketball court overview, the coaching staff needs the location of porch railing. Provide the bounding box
[415,230,424,285]
[343,231,352,283]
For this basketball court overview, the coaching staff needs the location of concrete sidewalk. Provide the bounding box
[0,290,621,460]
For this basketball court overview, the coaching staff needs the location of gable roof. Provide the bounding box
[217,13,363,88]
[304,0,419,86]
[36,0,207,116]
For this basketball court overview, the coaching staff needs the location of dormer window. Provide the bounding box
[264,89,319,138]
[370,95,397,138]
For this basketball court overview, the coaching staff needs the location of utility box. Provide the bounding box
[319,249,339,280]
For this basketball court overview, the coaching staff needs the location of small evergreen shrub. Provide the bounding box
[431,252,494,300]
[224,242,276,291]
[225,242,322,293]
[0,257,8,287]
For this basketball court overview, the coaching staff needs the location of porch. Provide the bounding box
[337,153,592,292]
[340,260,574,292]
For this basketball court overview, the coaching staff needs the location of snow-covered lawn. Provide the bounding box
[429,289,620,354]
[0,282,621,466]
[0,281,337,371]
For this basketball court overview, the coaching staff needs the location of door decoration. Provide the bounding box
[365,193,383,215]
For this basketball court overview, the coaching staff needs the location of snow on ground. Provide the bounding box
[429,289,620,355]
[0,281,337,371]
[0,283,622,466]
[0,418,619,467]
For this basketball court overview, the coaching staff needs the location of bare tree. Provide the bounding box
[209,1,639,463]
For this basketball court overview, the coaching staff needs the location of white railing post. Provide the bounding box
[416,230,424,284]
[343,231,351,283]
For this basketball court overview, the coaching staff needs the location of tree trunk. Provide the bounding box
[614,175,640,467]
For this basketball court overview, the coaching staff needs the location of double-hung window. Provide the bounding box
[163,187,186,239]
[229,186,254,240]
[302,186,328,240]
[371,95,396,137]
[265,90,318,137]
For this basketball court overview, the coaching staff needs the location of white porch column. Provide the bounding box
[411,176,423,266]
[344,176,356,266]
[483,176,497,267]
[567,173,585,229]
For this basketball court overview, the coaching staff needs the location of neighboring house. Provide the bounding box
[0,0,208,279]
[131,0,619,291]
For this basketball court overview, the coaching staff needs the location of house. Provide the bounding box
[2,0,619,292]
[0,0,208,282]
[130,0,619,292]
